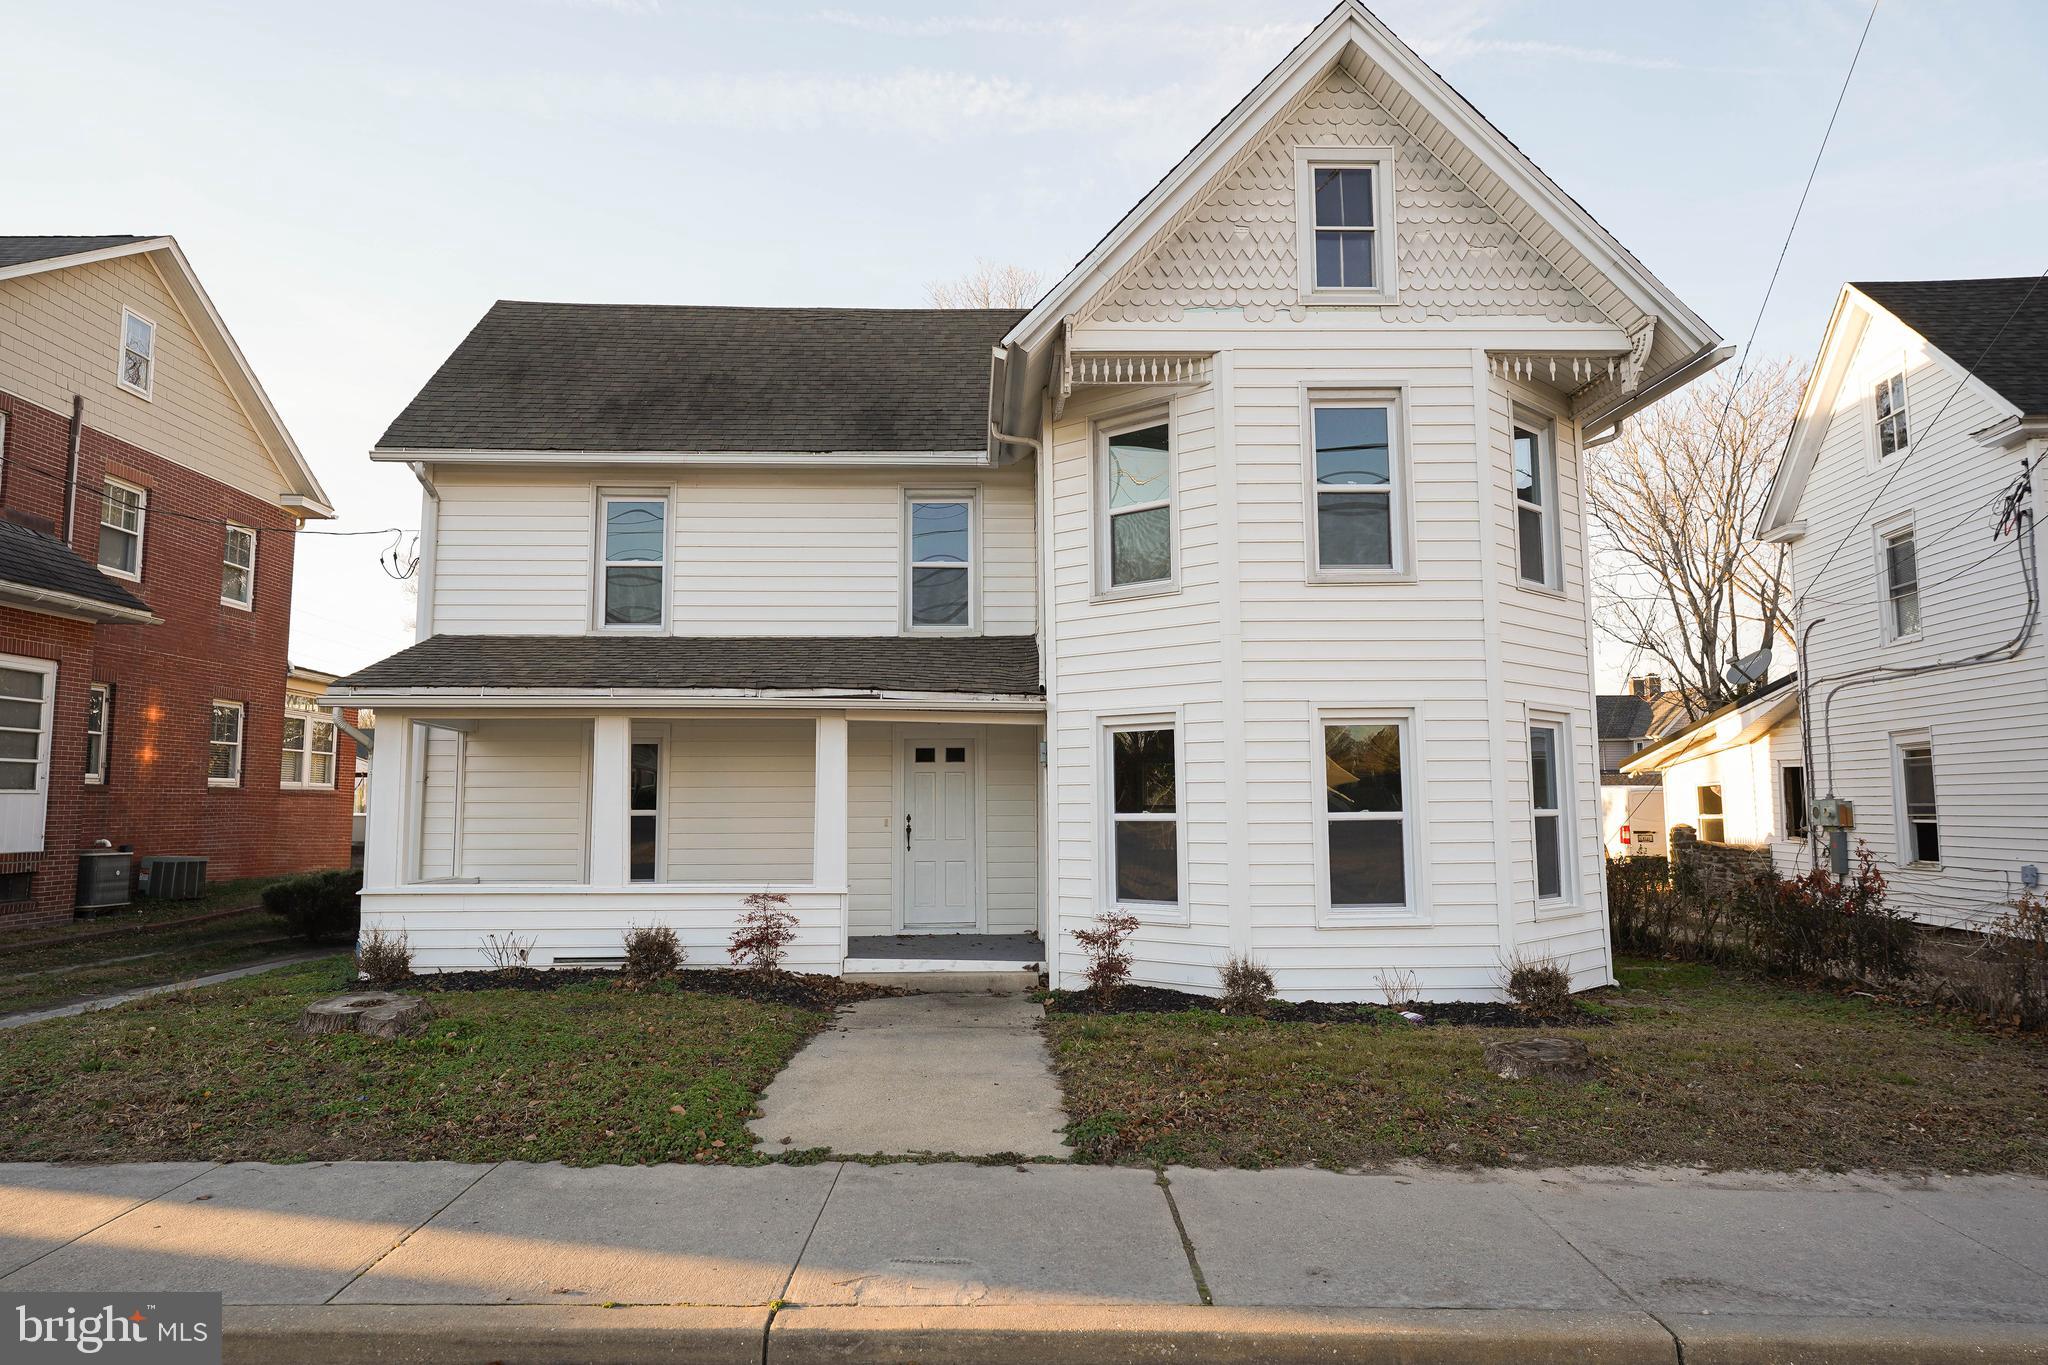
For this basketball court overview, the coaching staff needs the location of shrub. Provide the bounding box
[1218,953,1275,1014]
[1375,967,1419,1009]
[1737,842,1914,983]
[1605,855,1675,955]
[623,922,685,980]
[1967,891,2048,1030]
[480,931,534,971]
[1503,953,1574,1018]
[261,868,363,944]
[729,892,798,974]
[1073,909,1139,1000]
[356,928,412,984]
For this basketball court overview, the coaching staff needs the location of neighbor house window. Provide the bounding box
[1100,418,1173,591]
[118,308,155,399]
[629,740,660,882]
[1781,764,1808,840]
[1874,372,1909,457]
[0,665,49,793]
[208,702,244,786]
[221,524,256,608]
[280,712,337,788]
[1696,784,1724,843]
[84,684,110,785]
[1310,400,1399,573]
[1898,741,1939,864]
[98,479,145,579]
[1107,724,1177,909]
[1322,719,1412,913]
[1882,526,1920,639]
[1514,422,1558,587]
[906,496,973,629]
[600,494,666,628]
[1529,721,1568,901]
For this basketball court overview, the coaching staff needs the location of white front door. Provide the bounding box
[902,739,978,929]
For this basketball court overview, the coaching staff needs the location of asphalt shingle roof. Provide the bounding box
[1855,277,2048,418]
[0,236,150,269]
[335,634,1043,697]
[377,303,1026,454]
[0,518,152,616]
[1596,693,1654,741]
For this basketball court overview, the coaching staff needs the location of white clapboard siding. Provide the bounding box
[426,463,1036,637]
[458,720,591,883]
[1787,307,2048,927]
[1656,718,1810,878]
[665,718,816,883]
[417,727,459,880]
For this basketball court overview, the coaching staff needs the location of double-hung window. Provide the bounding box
[600,494,666,628]
[1296,149,1393,302]
[84,684,110,785]
[1099,418,1173,592]
[1897,741,1939,864]
[208,701,244,787]
[1696,784,1725,843]
[221,525,256,608]
[1107,724,1178,910]
[1882,525,1920,640]
[906,496,973,629]
[118,308,155,399]
[629,740,660,882]
[1874,372,1909,457]
[98,479,145,580]
[281,712,337,788]
[1529,721,1568,902]
[1321,718,1412,915]
[0,665,49,793]
[1513,422,1559,588]
[1309,400,1399,573]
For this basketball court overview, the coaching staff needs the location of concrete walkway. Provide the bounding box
[3,1161,2045,1362]
[0,951,333,1030]
[750,993,1072,1158]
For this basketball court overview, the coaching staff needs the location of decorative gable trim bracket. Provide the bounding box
[1053,319,1213,418]
[1619,317,1657,395]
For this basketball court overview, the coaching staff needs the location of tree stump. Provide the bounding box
[1484,1036,1596,1083]
[302,992,432,1039]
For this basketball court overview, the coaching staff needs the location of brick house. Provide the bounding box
[0,236,353,926]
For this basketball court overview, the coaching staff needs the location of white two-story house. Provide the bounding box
[331,1,1726,999]
[1759,277,2046,928]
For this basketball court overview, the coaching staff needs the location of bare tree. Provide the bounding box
[926,259,1044,309]
[1587,357,1806,718]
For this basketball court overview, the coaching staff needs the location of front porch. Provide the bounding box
[358,708,1045,976]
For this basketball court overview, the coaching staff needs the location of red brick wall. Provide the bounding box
[0,391,353,927]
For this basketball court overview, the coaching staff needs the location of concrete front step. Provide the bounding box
[842,968,1040,992]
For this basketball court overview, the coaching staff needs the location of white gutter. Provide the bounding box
[320,687,1046,713]
[0,581,159,626]
[370,447,991,468]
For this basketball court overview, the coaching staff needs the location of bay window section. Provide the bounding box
[629,740,660,882]
[1514,422,1557,587]
[600,495,667,628]
[1529,721,1567,902]
[1108,725,1178,909]
[906,497,972,629]
[1322,719,1410,914]
[1100,419,1173,591]
[1310,401,1397,572]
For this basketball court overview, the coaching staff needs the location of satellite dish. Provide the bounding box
[1724,648,1773,688]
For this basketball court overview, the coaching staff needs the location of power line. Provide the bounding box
[0,446,411,539]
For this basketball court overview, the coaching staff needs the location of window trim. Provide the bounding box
[1293,146,1398,305]
[98,477,147,582]
[1528,714,1574,910]
[1511,412,1564,592]
[0,653,55,801]
[208,700,245,788]
[221,523,256,610]
[1302,387,1412,582]
[628,733,665,884]
[117,307,156,401]
[1890,731,1940,868]
[1098,710,1187,925]
[1696,783,1726,844]
[1313,706,1426,927]
[1778,760,1809,843]
[1872,368,1910,461]
[280,709,338,790]
[84,683,110,786]
[1093,408,1179,601]
[901,488,979,634]
[594,488,670,633]
[1875,513,1921,645]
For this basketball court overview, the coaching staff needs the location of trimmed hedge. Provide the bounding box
[261,868,363,944]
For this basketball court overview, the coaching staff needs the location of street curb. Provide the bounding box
[1670,1312,2048,1363]
[224,1304,771,1364]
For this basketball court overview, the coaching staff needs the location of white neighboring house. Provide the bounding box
[1758,278,2047,928]
[1618,675,1807,874]
[328,1,1728,999]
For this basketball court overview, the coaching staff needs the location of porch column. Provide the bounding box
[362,713,411,892]
[812,712,849,890]
[590,714,632,886]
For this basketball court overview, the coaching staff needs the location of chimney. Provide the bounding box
[1631,675,1662,699]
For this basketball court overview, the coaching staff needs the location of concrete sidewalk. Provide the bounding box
[3,1160,2045,1362]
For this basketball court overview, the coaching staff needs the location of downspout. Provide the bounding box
[63,395,84,545]
[409,461,441,641]
[988,422,1041,458]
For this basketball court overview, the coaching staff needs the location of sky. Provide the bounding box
[6,0,2044,683]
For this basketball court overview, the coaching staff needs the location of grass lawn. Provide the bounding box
[0,957,827,1164]
[0,876,314,1015]
[1046,957,2048,1173]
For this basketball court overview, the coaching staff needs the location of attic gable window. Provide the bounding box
[118,308,155,399]
[1314,169,1376,288]
[1295,148,1395,304]
[1874,372,1909,457]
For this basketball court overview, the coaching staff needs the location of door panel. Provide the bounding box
[903,740,978,929]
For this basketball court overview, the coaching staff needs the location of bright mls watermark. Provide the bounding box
[5,1293,219,1363]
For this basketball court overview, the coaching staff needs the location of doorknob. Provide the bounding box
[904,812,913,849]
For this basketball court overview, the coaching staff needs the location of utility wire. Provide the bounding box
[0,447,411,539]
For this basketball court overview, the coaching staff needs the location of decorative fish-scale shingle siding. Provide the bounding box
[1084,70,1608,328]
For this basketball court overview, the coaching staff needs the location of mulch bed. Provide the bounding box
[398,965,902,1010]
[1044,983,1610,1028]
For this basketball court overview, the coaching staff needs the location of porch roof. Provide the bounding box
[329,633,1043,700]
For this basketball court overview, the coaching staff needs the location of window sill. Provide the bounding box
[903,624,982,637]
[1513,577,1567,600]
[115,380,153,403]
[1882,631,1923,649]
[1297,287,1400,308]
[1316,907,1429,929]
[1111,901,1186,927]
[221,597,253,612]
[281,783,336,794]
[1533,897,1581,917]
[100,566,141,584]
[1307,568,1414,587]
[207,779,241,789]
[1091,581,1180,607]
[83,776,103,787]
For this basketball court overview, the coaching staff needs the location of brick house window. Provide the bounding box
[280,712,337,788]
[222,525,256,608]
[98,480,146,580]
[208,701,244,787]
[84,684,110,785]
